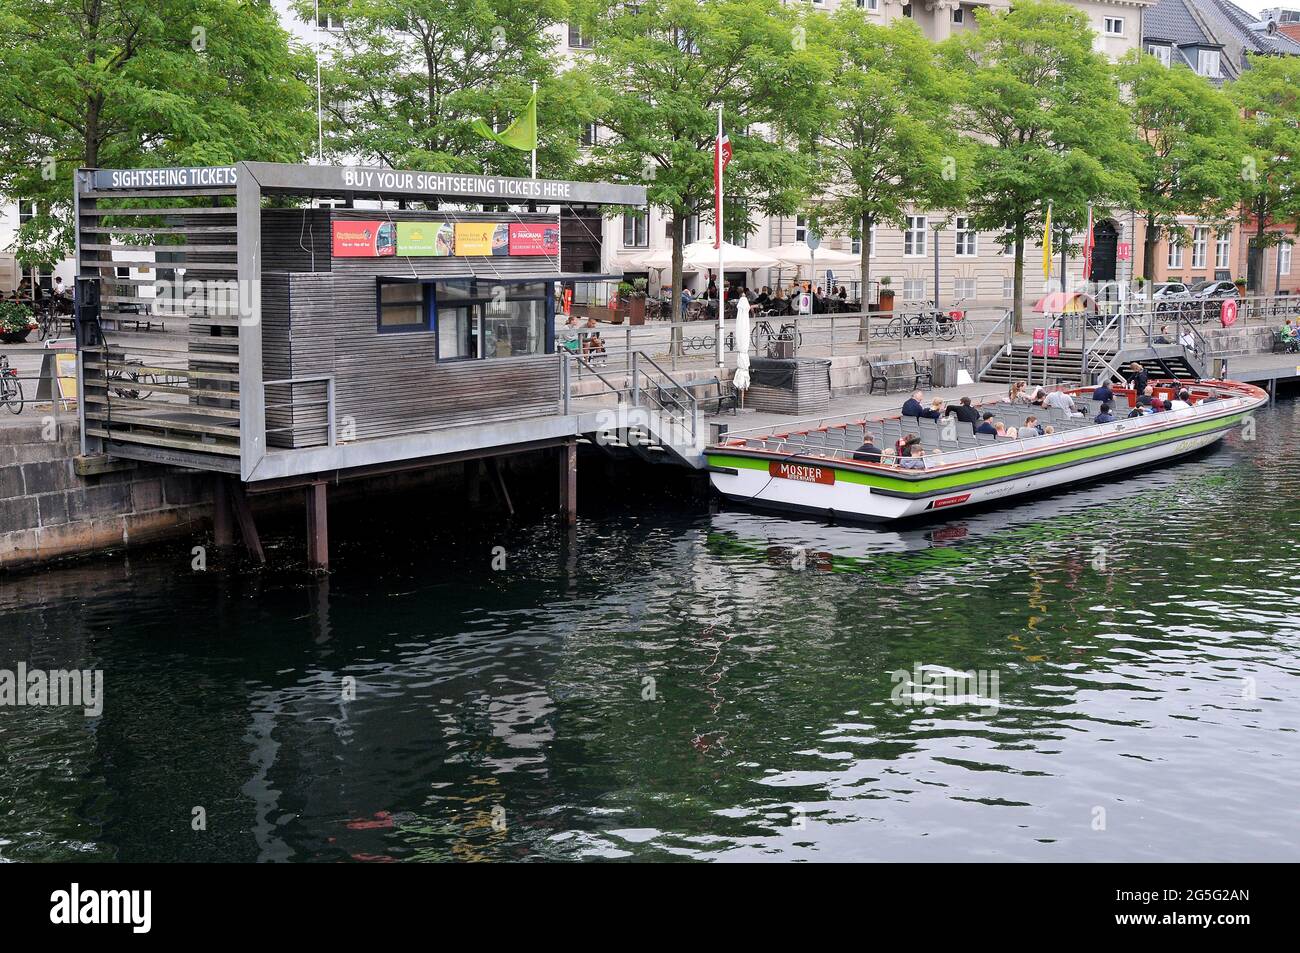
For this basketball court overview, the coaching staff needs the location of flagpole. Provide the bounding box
[716,105,725,369]
[530,81,538,180]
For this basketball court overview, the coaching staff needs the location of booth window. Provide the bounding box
[378,279,431,333]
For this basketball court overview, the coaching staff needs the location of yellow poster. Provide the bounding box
[55,352,78,401]
[454,222,498,257]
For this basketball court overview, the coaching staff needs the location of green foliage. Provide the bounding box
[1232,54,1300,257]
[0,300,36,335]
[305,0,578,177]
[1119,51,1246,280]
[941,0,1138,320]
[805,9,964,285]
[577,0,823,307]
[0,0,317,264]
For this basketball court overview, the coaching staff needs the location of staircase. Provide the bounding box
[981,345,1099,385]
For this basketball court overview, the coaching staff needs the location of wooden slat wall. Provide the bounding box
[260,209,564,449]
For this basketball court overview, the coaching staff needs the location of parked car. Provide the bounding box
[1189,279,1239,299]
[1152,282,1188,300]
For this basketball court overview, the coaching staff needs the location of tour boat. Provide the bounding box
[705,380,1267,522]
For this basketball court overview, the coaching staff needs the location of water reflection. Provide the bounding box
[1,404,1298,861]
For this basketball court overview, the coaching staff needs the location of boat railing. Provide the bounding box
[719,392,1255,472]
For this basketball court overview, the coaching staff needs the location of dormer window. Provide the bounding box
[1197,49,1221,77]
[1147,43,1172,66]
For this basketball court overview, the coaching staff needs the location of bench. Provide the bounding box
[692,376,740,414]
[868,358,915,394]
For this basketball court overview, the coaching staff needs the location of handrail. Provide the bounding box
[975,309,1014,380]
[263,374,336,447]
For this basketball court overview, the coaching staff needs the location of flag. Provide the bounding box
[714,110,732,249]
[1042,203,1053,282]
[1081,204,1095,282]
[471,90,537,152]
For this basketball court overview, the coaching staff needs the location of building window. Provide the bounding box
[952,7,964,23]
[1192,227,1209,269]
[902,3,913,17]
[903,278,926,301]
[623,211,648,247]
[855,0,879,8]
[317,14,344,30]
[671,28,699,54]
[955,217,977,257]
[1003,277,1016,299]
[684,214,700,245]
[568,23,593,48]
[955,277,977,300]
[1197,49,1220,77]
[850,225,877,258]
[1167,236,1184,270]
[795,215,808,243]
[1282,242,1293,276]
[580,123,598,147]
[1104,17,1124,37]
[18,200,36,224]
[1215,232,1232,270]
[904,215,927,257]
[378,280,432,334]
[1147,44,1171,66]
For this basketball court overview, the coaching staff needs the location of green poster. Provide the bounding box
[396,221,455,257]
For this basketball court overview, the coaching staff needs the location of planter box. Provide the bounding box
[0,328,32,344]
[628,296,646,325]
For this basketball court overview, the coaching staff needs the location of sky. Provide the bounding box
[1232,0,1293,14]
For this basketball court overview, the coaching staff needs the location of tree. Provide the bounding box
[578,0,821,338]
[1119,51,1246,289]
[304,0,582,178]
[941,0,1137,326]
[1231,53,1300,292]
[0,0,316,266]
[806,9,963,330]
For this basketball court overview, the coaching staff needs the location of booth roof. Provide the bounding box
[374,272,625,283]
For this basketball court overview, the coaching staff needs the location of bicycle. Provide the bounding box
[107,359,156,400]
[0,355,23,415]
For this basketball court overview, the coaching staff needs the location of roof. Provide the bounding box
[1145,0,1215,46]
[1144,0,1300,81]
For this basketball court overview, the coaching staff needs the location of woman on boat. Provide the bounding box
[1008,381,1027,402]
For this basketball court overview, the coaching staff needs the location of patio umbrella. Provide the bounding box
[681,240,779,271]
[765,242,861,270]
[733,292,751,394]
[1033,291,1097,314]
[622,248,698,272]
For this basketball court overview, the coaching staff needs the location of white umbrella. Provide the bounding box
[766,241,861,270]
[733,292,751,394]
[622,248,699,271]
[681,240,779,270]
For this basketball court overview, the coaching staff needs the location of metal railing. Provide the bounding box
[561,348,703,450]
[263,375,335,449]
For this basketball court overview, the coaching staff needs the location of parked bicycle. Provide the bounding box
[107,359,155,400]
[875,308,957,342]
[0,355,23,414]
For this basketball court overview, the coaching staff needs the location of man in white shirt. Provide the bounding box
[1043,388,1081,416]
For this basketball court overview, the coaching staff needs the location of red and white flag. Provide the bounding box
[714,108,732,249]
[1081,204,1095,283]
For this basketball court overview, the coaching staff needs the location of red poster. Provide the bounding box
[1220,299,1238,327]
[1118,242,1131,261]
[508,222,560,256]
[332,220,396,257]
[1046,328,1061,358]
[562,287,573,316]
[1031,327,1046,357]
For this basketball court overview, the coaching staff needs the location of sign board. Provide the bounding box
[395,221,454,257]
[1220,299,1238,327]
[796,292,812,315]
[1046,328,1061,358]
[454,222,509,257]
[1118,242,1131,261]
[806,233,821,251]
[331,220,396,257]
[508,223,559,256]
[769,460,835,485]
[91,167,237,190]
[562,288,573,316]
[1031,327,1046,357]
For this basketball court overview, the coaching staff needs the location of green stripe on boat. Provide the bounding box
[706,412,1245,496]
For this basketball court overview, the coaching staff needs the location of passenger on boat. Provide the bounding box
[897,434,922,456]
[1027,386,1047,405]
[1023,415,1044,436]
[853,436,882,463]
[902,390,926,418]
[899,447,927,470]
[992,420,1007,436]
[975,414,998,435]
[1004,426,1020,439]
[1127,406,1144,419]
[1091,380,1114,403]
[927,398,946,419]
[1161,399,1173,411]
[1137,385,1156,407]
[1129,363,1149,394]
[1043,389,1081,416]
[948,396,981,424]
[1042,424,1056,435]
[1169,390,1191,411]
[1094,403,1116,423]
[1009,381,1029,402]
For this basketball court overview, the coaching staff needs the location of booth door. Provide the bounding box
[1090,220,1119,282]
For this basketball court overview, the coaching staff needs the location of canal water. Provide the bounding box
[3,400,1299,862]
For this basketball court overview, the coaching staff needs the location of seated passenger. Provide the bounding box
[899,447,927,470]
[1127,406,1144,419]
[1044,389,1081,416]
[1169,390,1191,411]
[975,413,998,436]
[1094,402,1116,423]
[1091,380,1114,403]
[992,420,1007,437]
[925,398,945,420]
[1003,426,1019,439]
[902,390,926,418]
[947,395,981,424]
[1042,425,1056,435]
[853,436,882,463]
[897,434,922,457]
[1023,415,1044,436]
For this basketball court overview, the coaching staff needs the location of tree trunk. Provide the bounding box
[1141,213,1158,284]
[669,212,684,357]
[1012,222,1025,332]
[857,211,873,345]
[1253,198,1268,293]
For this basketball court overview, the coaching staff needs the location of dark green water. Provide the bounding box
[3,402,1299,862]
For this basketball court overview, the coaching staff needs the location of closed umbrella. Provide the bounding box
[733,292,751,396]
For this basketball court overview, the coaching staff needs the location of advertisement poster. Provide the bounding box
[1046,328,1061,358]
[396,222,454,257]
[332,220,396,257]
[455,222,511,256]
[508,223,560,256]
[1031,327,1046,357]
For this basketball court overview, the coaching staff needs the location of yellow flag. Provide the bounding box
[1042,204,1053,282]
